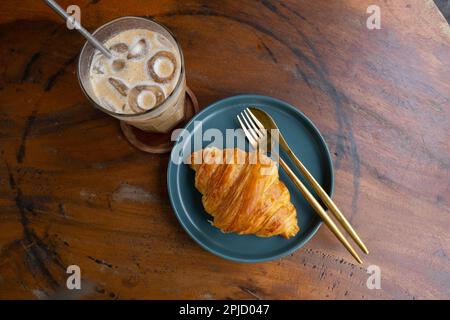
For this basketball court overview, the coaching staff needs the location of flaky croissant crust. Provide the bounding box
[190,148,299,238]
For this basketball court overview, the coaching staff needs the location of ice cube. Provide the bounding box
[147,51,177,83]
[127,39,148,60]
[91,54,105,74]
[109,43,129,55]
[128,85,165,112]
[111,59,126,72]
[108,77,129,97]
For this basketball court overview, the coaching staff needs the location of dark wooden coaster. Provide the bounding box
[120,87,199,154]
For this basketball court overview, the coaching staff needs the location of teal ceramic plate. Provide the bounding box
[167,95,333,262]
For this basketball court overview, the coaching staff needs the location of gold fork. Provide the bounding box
[237,108,363,264]
[248,107,369,255]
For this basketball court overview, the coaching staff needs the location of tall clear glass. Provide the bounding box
[77,16,186,133]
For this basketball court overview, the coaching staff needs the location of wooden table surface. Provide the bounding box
[0,0,449,300]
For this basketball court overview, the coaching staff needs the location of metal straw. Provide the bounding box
[43,0,112,59]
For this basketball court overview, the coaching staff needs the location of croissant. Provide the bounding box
[190,147,299,238]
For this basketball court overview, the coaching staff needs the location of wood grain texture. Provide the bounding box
[0,0,449,299]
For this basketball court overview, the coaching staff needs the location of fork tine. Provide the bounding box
[237,114,258,149]
[243,109,265,139]
[240,111,260,142]
[246,108,265,132]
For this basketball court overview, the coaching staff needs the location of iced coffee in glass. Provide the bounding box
[78,16,186,133]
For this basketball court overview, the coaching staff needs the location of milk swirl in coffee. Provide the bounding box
[89,29,181,114]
